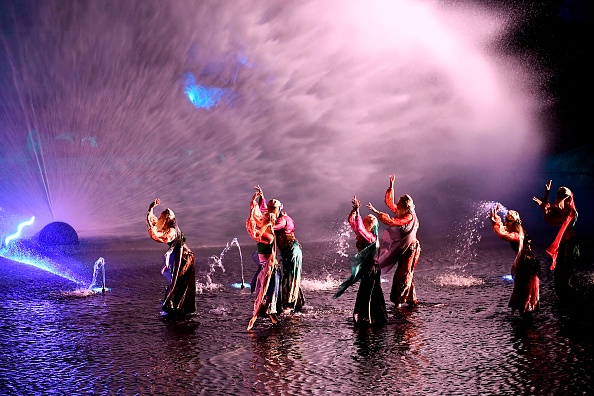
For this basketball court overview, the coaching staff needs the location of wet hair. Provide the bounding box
[157,208,176,230]
[267,199,283,212]
[556,186,572,198]
[363,214,378,231]
[397,194,415,212]
[505,210,522,225]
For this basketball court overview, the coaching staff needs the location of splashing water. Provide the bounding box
[448,200,508,269]
[0,241,86,284]
[434,273,484,288]
[334,220,353,259]
[301,274,341,292]
[88,257,108,293]
[0,1,544,246]
[197,238,244,292]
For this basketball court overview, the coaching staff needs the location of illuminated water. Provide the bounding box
[0,238,592,395]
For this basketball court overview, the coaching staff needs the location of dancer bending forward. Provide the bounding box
[147,198,196,317]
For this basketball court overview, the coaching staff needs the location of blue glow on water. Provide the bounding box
[184,73,232,110]
[0,243,85,284]
[4,216,35,245]
[231,282,250,289]
[502,274,513,281]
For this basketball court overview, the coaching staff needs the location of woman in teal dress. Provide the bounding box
[334,196,388,327]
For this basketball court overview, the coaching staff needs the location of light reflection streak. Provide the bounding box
[4,216,35,245]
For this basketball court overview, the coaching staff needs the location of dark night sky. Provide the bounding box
[500,0,592,154]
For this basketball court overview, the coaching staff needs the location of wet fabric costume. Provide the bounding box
[376,187,421,306]
[258,198,305,312]
[147,211,196,316]
[334,209,388,327]
[536,186,579,300]
[246,194,280,324]
[491,219,540,316]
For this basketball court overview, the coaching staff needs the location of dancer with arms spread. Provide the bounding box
[367,175,421,307]
[533,180,579,300]
[246,186,281,330]
[256,186,305,314]
[147,198,196,316]
[334,196,388,327]
[488,204,540,317]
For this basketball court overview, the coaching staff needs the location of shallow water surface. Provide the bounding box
[0,239,593,395]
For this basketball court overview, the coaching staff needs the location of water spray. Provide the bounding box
[211,237,245,289]
[89,257,107,294]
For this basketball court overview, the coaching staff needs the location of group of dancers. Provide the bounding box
[488,179,579,318]
[144,176,580,328]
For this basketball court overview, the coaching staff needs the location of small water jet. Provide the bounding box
[213,237,245,289]
[88,257,107,294]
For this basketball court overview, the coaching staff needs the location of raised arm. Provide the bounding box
[532,179,552,214]
[488,204,521,243]
[147,198,177,243]
[349,196,376,243]
[254,185,267,212]
[367,201,411,227]
[384,174,397,213]
[147,198,160,226]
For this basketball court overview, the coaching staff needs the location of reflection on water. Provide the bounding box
[0,240,592,395]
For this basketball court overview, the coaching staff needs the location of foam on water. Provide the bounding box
[434,273,484,287]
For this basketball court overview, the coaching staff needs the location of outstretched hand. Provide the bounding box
[367,202,378,214]
[150,198,161,209]
[545,179,552,192]
[488,203,501,222]
[352,195,360,209]
[532,196,542,206]
[254,185,263,196]
[388,174,395,188]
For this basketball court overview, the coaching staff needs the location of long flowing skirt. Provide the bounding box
[353,264,388,327]
[280,241,305,311]
[389,241,421,305]
[162,243,196,316]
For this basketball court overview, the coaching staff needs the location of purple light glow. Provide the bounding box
[0,1,552,246]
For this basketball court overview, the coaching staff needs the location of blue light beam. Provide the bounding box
[5,216,35,245]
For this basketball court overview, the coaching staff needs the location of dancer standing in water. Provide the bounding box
[246,186,281,330]
[367,175,421,307]
[334,196,388,327]
[147,198,196,316]
[488,204,540,317]
[532,180,579,300]
[255,186,305,314]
